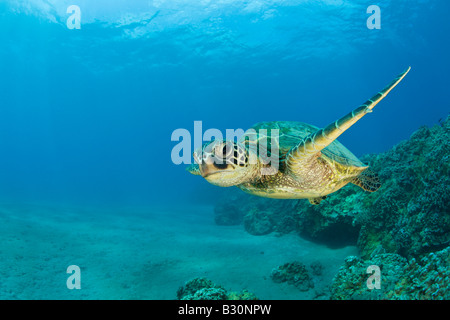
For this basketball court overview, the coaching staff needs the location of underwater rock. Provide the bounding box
[330,246,450,300]
[331,253,407,300]
[270,261,314,292]
[294,185,362,247]
[214,203,243,226]
[177,277,258,300]
[353,115,450,258]
[176,278,223,300]
[243,208,274,236]
[184,287,228,300]
[226,290,258,300]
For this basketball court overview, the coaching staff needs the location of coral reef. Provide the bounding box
[353,115,450,258]
[184,287,229,300]
[226,290,259,300]
[270,261,315,292]
[176,278,223,300]
[330,246,450,300]
[177,277,258,300]
[243,208,274,235]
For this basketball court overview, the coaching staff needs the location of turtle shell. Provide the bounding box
[239,121,365,168]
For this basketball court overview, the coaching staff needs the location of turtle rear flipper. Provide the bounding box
[352,169,381,192]
[286,67,411,176]
[308,195,327,205]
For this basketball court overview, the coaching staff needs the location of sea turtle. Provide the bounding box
[187,67,411,205]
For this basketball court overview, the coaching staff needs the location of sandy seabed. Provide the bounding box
[0,202,357,299]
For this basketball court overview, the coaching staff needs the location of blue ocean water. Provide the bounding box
[0,0,448,300]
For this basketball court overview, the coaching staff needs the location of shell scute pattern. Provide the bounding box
[239,121,366,170]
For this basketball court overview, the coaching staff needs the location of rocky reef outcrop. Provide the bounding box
[330,246,449,300]
[177,278,258,300]
[270,261,318,292]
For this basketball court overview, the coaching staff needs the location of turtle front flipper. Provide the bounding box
[187,163,201,175]
[286,67,411,176]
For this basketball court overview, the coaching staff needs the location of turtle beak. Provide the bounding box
[200,166,210,178]
[193,150,210,177]
[199,157,216,178]
[193,153,201,165]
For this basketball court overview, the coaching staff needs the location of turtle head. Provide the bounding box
[192,140,251,187]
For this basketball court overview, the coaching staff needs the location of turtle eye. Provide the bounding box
[215,142,233,159]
